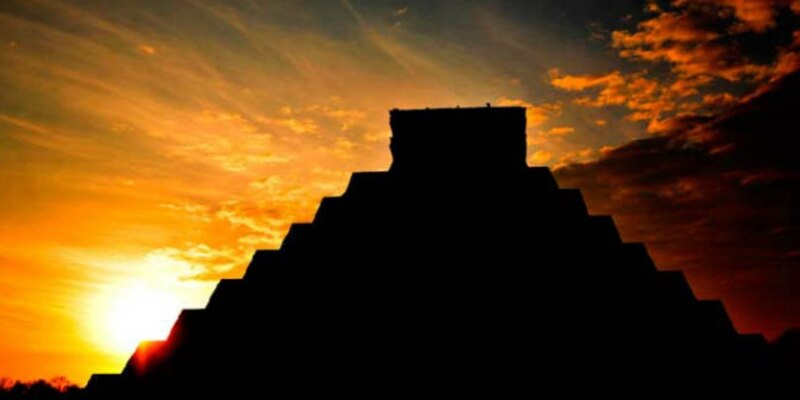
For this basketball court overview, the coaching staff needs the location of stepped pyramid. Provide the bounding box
[87,106,770,397]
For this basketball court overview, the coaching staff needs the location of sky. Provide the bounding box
[1,0,799,384]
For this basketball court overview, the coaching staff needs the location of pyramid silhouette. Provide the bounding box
[86,107,770,397]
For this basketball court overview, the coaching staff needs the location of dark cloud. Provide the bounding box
[611,4,771,81]
[555,70,800,338]
[676,0,800,32]
[549,0,800,141]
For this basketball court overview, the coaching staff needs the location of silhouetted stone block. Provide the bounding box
[242,249,283,281]
[552,188,589,215]
[585,215,623,245]
[656,271,697,303]
[85,374,126,394]
[206,279,246,310]
[524,166,559,190]
[695,300,737,336]
[344,172,390,198]
[122,341,167,376]
[164,309,206,344]
[281,223,315,251]
[389,107,526,173]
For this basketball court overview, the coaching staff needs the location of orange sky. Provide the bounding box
[1,0,799,384]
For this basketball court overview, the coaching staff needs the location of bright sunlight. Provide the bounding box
[93,283,182,356]
[80,253,218,373]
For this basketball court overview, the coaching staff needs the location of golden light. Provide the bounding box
[95,283,181,356]
[79,253,218,374]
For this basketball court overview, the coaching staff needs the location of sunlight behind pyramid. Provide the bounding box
[87,106,768,397]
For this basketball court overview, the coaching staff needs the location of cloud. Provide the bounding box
[542,126,576,136]
[149,110,296,173]
[550,1,800,137]
[257,115,319,135]
[555,70,800,337]
[322,108,367,131]
[679,0,777,32]
[528,150,553,165]
[675,0,800,32]
[496,97,562,127]
[215,201,284,236]
[549,41,800,133]
[145,244,247,281]
[221,175,330,250]
[770,30,800,82]
[137,44,157,55]
[145,172,340,282]
[611,5,770,81]
[549,69,686,130]
[669,74,714,97]
[159,203,212,223]
[549,69,625,91]
[0,114,109,158]
[554,147,595,169]
[701,92,738,109]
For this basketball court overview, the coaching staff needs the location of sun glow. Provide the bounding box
[79,254,218,374]
[94,283,182,356]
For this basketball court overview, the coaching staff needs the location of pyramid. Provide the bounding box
[86,106,770,397]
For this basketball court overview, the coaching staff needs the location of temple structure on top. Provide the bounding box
[389,106,527,173]
[87,105,779,398]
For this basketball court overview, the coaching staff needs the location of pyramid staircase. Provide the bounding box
[87,107,769,397]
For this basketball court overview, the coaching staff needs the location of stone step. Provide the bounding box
[122,340,167,376]
[243,249,284,281]
[695,300,737,336]
[206,279,247,310]
[655,270,696,304]
[280,223,316,252]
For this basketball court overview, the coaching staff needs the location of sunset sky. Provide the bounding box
[1,0,799,384]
